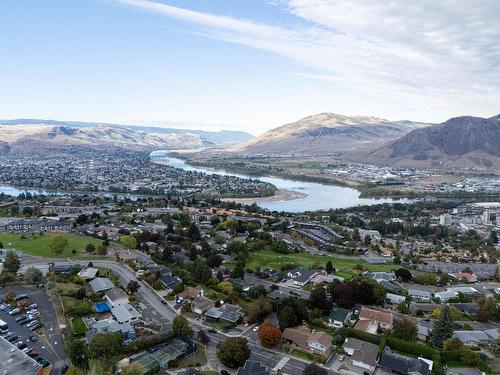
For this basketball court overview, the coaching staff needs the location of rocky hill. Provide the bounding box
[235,113,429,155]
[368,115,500,170]
[0,119,253,155]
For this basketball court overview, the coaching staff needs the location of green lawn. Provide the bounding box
[0,232,110,257]
[71,317,87,335]
[245,250,396,279]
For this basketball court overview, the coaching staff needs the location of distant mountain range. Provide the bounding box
[369,115,500,170]
[234,112,500,171]
[0,119,254,155]
[235,113,430,155]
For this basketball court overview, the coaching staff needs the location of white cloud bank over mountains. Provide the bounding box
[117,0,500,119]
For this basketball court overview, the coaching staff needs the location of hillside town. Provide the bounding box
[0,188,499,375]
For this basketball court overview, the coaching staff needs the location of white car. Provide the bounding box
[252,326,259,332]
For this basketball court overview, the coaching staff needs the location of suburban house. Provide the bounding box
[111,303,142,324]
[5,218,72,232]
[192,296,215,315]
[452,330,496,346]
[354,307,393,334]
[237,360,270,375]
[52,262,81,274]
[363,271,396,283]
[78,267,99,281]
[205,303,244,324]
[328,308,351,328]
[386,293,406,305]
[286,268,319,287]
[379,352,431,375]
[416,324,430,342]
[160,274,182,291]
[408,289,432,302]
[343,338,378,373]
[85,317,135,343]
[282,325,332,357]
[451,272,477,283]
[105,287,129,308]
[89,277,115,293]
[409,303,440,316]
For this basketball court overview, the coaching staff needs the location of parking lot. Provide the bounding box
[0,285,67,375]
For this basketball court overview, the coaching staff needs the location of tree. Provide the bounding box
[443,337,463,351]
[48,234,69,255]
[97,244,108,256]
[89,333,123,360]
[392,320,417,342]
[489,230,498,244]
[24,266,43,284]
[394,268,412,282]
[121,363,144,375]
[66,367,84,375]
[232,260,245,279]
[127,280,140,293]
[2,250,21,274]
[460,348,481,367]
[218,281,234,295]
[247,297,272,323]
[303,363,327,375]
[217,337,251,368]
[325,260,334,274]
[477,296,499,322]
[431,306,455,348]
[308,286,330,314]
[258,320,282,348]
[192,259,211,283]
[172,315,192,337]
[248,284,267,299]
[120,235,137,250]
[85,244,96,253]
[197,330,210,344]
[65,335,89,369]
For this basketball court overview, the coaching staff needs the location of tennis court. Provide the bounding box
[134,338,190,371]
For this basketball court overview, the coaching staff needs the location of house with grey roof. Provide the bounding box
[111,303,142,324]
[379,352,431,375]
[205,303,244,324]
[89,277,115,293]
[286,268,319,286]
[386,293,406,305]
[452,330,495,346]
[85,317,135,343]
[408,289,432,302]
[328,308,351,328]
[343,337,378,373]
[105,287,129,308]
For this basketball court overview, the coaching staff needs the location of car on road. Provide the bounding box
[220,370,229,375]
[61,365,69,374]
[208,328,217,334]
[252,326,259,332]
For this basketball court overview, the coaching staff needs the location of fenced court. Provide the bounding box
[134,338,192,372]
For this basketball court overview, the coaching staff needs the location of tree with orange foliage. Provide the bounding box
[257,320,282,348]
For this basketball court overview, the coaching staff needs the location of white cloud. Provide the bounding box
[116,0,500,119]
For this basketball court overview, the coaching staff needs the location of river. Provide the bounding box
[151,151,412,212]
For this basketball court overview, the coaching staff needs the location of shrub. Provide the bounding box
[386,337,437,359]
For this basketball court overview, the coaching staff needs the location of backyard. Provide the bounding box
[0,232,112,257]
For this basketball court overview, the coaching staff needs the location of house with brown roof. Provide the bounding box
[282,325,332,357]
[355,307,393,334]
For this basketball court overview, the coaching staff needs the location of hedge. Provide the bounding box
[386,337,438,359]
[441,351,461,362]
[342,328,381,345]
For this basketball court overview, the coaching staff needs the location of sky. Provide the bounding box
[1,0,499,135]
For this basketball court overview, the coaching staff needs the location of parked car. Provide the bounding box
[16,341,27,350]
[29,335,38,342]
[8,335,18,342]
[8,308,20,315]
[16,315,28,322]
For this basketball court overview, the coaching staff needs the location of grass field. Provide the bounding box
[245,250,396,279]
[0,232,110,257]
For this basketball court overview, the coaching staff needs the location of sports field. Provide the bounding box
[0,232,110,257]
[245,250,396,279]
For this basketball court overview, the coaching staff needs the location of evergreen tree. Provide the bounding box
[325,260,334,274]
[2,250,21,274]
[431,306,455,348]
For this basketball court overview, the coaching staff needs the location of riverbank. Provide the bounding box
[220,188,307,205]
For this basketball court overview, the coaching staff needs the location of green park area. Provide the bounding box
[245,250,396,279]
[0,232,111,257]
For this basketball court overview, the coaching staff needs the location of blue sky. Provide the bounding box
[1,0,499,134]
